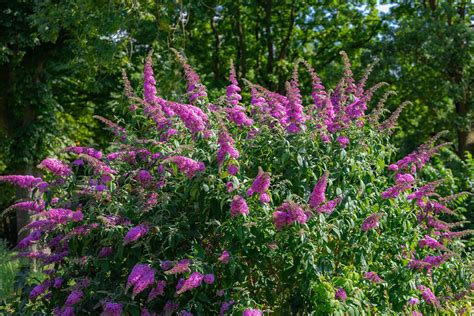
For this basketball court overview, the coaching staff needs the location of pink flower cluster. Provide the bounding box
[167,156,206,178]
[64,146,102,159]
[217,129,239,166]
[230,195,249,217]
[0,175,43,189]
[247,168,271,204]
[361,213,383,232]
[123,224,149,244]
[309,172,341,214]
[273,201,308,230]
[226,62,253,127]
[38,158,72,177]
[167,101,209,133]
[364,271,383,283]
[126,264,156,296]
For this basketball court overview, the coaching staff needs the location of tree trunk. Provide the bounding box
[235,1,247,79]
[210,16,221,82]
[262,0,274,89]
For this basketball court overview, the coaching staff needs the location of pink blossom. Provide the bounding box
[38,158,72,177]
[64,146,102,160]
[65,290,83,306]
[218,250,230,264]
[336,136,349,148]
[0,175,42,189]
[335,287,347,301]
[364,272,383,283]
[217,129,239,165]
[361,213,383,231]
[148,280,167,301]
[167,156,206,178]
[101,301,123,316]
[176,272,204,294]
[126,264,155,296]
[417,285,440,307]
[230,195,249,217]
[123,224,149,244]
[247,168,270,197]
[309,172,328,208]
[242,309,262,316]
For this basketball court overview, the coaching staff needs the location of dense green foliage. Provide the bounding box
[1,50,472,315]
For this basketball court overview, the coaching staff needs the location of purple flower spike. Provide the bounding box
[123,224,149,245]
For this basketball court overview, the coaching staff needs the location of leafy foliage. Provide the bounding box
[2,52,472,315]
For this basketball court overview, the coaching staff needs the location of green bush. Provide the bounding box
[1,51,472,315]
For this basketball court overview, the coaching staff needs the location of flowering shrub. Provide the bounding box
[2,51,473,315]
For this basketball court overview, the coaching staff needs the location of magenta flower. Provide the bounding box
[203,274,215,284]
[173,50,207,105]
[247,168,270,197]
[167,156,206,178]
[41,208,83,224]
[273,201,308,230]
[0,175,42,189]
[148,280,167,301]
[242,309,262,316]
[226,61,253,127]
[230,195,249,217]
[17,230,42,249]
[143,51,158,104]
[361,213,383,231]
[336,136,349,148]
[408,297,420,305]
[38,158,72,177]
[227,164,238,175]
[7,201,45,213]
[54,307,75,316]
[218,250,230,264]
[395,173,415,184]
[217,129,239,166]
[285,69,306,133]
[98,247,113,258]
[30,280,52,300]
[64,146,102,159]
[309,172,328,208]
[126,264,155,296]
[176,272,204,294]
[167,101,208,134]
[160,260,174,270]
[53,277,64,288]
[259,192,270,204]
[226,182,234,193]
[164,260,191,275]
[364,272,383,283]
[123,224,149,245]
[136,169,153,186]
[418,235,444,250]
[65,290,83,306]
[417,285,440,307]
[335,287,347,301]
[317,196,342,215]
[101,301,123,316]
[411,311,422,316]
[273,211,288,231]
[220,300,235,316]
[179,311,193,316]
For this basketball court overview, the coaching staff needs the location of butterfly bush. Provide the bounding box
[3,51,472,315]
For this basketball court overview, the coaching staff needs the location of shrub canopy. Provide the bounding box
[2,51,472,315]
